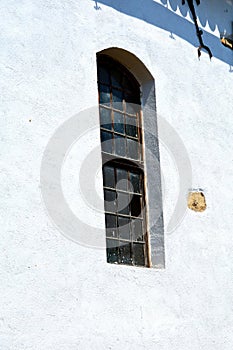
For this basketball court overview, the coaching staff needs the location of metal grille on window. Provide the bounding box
[97,55,148,267]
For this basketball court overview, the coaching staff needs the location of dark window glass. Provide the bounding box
[99,84,110,105]
[116,168,128,191]
[106,214,118,238]
[118,192,130,215]
[122,75,134,91]
[104,190,117,213]
[131,219,144,241]
[111,68,122,88]
[115,134,126,157]
[106,239,119,263]
[130,171,141,193]
[98,55,148,267]
[98,66,110,84]
[130,194,141,217]
[100,108,112,130]
[114,112,124,134]
[119,242,132,265]
[103,166,115,188]
[125,93,140,114]
[126,116,137,138]
[101,131,112,153]
[133,243,145,266]
[112,89,123,110]
[127,138,139,160]
[118,216,130,240]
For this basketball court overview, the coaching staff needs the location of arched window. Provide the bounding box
[97,55,149,267]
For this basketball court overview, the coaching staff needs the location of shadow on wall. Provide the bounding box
[93,0,233,66]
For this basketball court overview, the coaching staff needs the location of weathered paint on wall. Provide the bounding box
[1,0,233,349]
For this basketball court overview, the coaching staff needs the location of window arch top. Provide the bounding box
[97,55,140,110]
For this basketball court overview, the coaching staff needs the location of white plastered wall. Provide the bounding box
[1,0,233,349]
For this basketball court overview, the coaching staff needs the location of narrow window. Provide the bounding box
[97,55,149,267]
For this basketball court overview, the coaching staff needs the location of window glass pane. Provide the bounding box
[106,239,118,263]
[114,134,126,157]
[98,66,110,84]
[106,214,118,238]
[101,131,112,153]
[111,68,122,88]
[126,116,137,138]
[129,171,141,193]
[127,138,139,160]
[100,108,112,130]
[118,217,130,240]
[112,89,123,110]
[133,243,145,266]
[117,192,130,215]
[125,93,140,114]
[103,166,115,188]
[114,112,124,134]
[116,168,128,191]
[131,219,144,241]
[122,75,134,92]
[104,190,117,213]
[99,84,110,105]
[130,194,141,217]
[119,242,132,265]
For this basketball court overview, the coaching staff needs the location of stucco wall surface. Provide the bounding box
[1,0,233,349]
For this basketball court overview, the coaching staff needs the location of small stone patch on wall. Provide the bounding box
[188,191,206,212]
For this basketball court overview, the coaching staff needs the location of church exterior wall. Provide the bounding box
[1,1,233,349]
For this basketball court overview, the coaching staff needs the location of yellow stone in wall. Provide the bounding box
[188,192,206,212]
